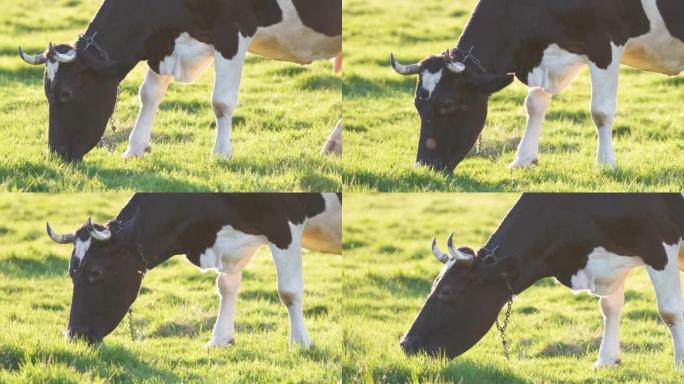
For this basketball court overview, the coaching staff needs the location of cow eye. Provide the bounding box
[60,88,73,102]
[440,287,453,296]
[88,268,103,282]
[439,100,457,115]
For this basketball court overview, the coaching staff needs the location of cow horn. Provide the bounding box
[18,47,47,65]
[447,233,474,266]
[46,222,75,244]
[446,61,466,74]
[432,237,451,264]
[49,42,77,63]
[87,217,111,241]
[390,53,420,75]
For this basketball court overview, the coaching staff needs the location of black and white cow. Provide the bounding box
[46,193,341,347]
[401,193,684,369]
[19,0,342,161]
[391,0,684,172]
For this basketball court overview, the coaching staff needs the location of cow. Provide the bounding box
[18,0,342,162]
[45,193,342,347]
[400,193,684,369]
[391,0,684,173]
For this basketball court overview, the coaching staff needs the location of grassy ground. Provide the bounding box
[342,0,684,192]
[0,194,342,383]
[343,193,684,383]
[0,0,341,192]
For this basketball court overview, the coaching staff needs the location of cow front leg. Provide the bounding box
[594,277,626,368]
[588,45,623,169]
[269,224,311,348]
[206,271,242,348]
[124,69,171,158]
[508,87,551,168]
[646,240,684,370]
[211,35,252,159]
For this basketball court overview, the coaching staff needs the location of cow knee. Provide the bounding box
[525,89,551,115]
[591,103,616,128]
[140,82,164,106]
[659,309,683,327]
[212,98,235,119]
[278,285,303,307]
[216,273,241,297]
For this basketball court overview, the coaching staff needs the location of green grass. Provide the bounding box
[0,0,341,192]
[342,0,684,191]
[342,193,684,383]
[0,194,342,383]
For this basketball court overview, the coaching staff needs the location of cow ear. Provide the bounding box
[115,207,141,242]
[471,73,514,94]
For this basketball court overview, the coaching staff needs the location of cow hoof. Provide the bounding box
[593,357,621,369]
[290,337,312,349]
[596,157,617,169]
[508,156,539,169]
[123,145,150,158]
[212,148,233,160]
[205,338,235,348]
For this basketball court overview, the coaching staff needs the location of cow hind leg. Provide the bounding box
[124,69,171,158]
[206,271,242,348]
[211,35,251,159]
[646,240,684,370]
[269,223,311,348]
[594,277,626,368]
[508,87,551,169]
[588,45,624,169]
[321,119,342,156]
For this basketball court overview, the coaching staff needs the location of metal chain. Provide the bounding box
[495,282,514,360]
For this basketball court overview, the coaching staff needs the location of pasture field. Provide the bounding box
[343,0,684,192]
[0,0,341,192]
[342,194,684,383]
[0,194,342,383]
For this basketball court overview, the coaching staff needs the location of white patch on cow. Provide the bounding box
[46,60,59,83]
[211,33,252,159]
[198,225,267,273]
[249,0,341,64]
[302,193,342,254]
[269,221,311,347]
[526,44,586,94]
[622,0,684,75]
[569,247,644,296]
[74,238,91,261]
[158,33,215,84]
[420,69,443,99]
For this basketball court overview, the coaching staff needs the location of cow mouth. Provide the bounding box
[65,328,103,345]
[415,158,457,173]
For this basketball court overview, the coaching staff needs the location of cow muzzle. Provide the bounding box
[66,327,102,345]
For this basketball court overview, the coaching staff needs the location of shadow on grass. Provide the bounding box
[343,73,416,98]
[369,273,431,298]
[343,168,504,192]
[50,344,181,382]
[0,65,44,86]
[0,254,66,278]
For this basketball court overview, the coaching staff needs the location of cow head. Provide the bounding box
[46,213,144,344]
[19,42,124,161]
[391,52,513,172]
[400,234,517,358]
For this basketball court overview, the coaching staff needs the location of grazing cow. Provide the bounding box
[401,193,684,369]
[46,193,342,347]
[391,0,684,172]
[19,0,341,161]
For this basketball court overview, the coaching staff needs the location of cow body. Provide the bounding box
[402,193,684,369]
[391,0,683,172]
[20,0,341,161]
[48,193,341,347]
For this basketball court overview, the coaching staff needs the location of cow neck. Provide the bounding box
[79,0,187,77]
[454,0,522,75]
